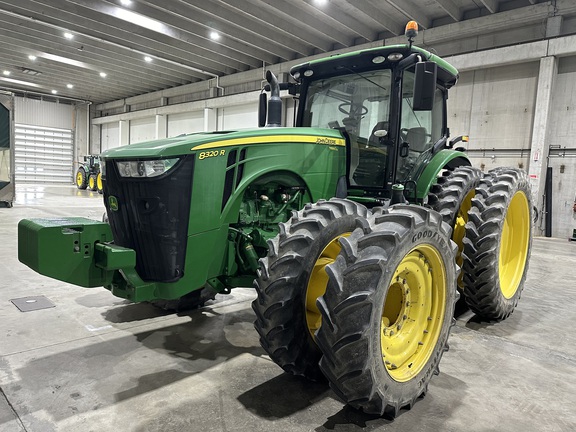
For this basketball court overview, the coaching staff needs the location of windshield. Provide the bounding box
[302,70,392,188]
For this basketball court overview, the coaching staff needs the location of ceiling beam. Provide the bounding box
[384,0,432,29]
[2,0,244,74]
[300,0,378,42]
[340,0,403,36]
[480,0,499,14]
[137,0,300,61]
[384,2,567,46]
[434,0,463,21]
[219,0,333,53]
[254,0,356,47]
[64,0,265,69]
[0,16,204,83]
[0,31,180,91]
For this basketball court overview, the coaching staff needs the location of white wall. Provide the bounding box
[129,117,155,144]
[545,55,576,238]
[218,103,258,130]
[448,62,539,171]
[167,111,204,137]
[101,122,120,152]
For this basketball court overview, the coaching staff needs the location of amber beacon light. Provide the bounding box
[405,20,419,46]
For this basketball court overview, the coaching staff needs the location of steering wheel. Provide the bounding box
[338,102,368,116]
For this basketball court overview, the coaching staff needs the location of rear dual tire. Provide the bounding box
[462,168,533,320]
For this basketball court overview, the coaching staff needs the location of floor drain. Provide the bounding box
[11,296,55,312]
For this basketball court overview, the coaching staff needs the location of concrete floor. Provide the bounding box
[1,185,575,432]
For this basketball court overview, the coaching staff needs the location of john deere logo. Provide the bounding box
[109,196,119,211]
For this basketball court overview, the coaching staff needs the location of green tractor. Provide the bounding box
[18,23,532,417]
[75,154,103,193]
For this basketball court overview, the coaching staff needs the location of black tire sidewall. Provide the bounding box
[253,199,368,381]
[367,225,457,402]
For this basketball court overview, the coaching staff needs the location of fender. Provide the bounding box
[416,150,471,199]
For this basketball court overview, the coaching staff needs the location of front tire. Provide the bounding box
[252,198,369,381]
[76,168,87,189]
[316,205,458,417]
[462,168,533,320]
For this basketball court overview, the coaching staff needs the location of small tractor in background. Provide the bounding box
[19,22,533,418]
[75,154,103,194]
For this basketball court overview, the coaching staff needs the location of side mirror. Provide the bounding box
[413,61,437,111]
[258,92,267,127]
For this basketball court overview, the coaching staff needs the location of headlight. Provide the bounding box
[116,158,179,178]
[100,159,106,177]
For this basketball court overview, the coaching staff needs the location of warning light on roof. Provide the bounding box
[462,135,469,142]
[405,21,419,46]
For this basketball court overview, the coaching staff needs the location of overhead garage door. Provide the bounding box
[14,124,74,184]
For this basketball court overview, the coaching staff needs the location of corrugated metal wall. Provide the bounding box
[13,97,76,184]
[14,97,74,129]
[14,124,73,184]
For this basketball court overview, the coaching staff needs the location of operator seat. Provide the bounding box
[397,127,430,181]
[405,127,429,153]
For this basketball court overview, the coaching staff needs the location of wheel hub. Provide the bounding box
[381,245,446,382]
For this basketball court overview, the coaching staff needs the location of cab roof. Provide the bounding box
[290,44,459,89]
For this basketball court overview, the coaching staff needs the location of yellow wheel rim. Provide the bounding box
[381,244,447,382]
[453,189,475,287]
[499,191,530,299]
[89,176,95,189]
[76,171,84,187]
[305,233,350,338]
[97,172,103,190]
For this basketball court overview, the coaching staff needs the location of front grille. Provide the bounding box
[104,155,194,282]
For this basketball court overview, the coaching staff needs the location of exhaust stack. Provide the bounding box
[265,70,282,127]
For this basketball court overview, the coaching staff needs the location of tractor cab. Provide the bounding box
[290,43,458,203]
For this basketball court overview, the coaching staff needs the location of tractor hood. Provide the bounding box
[100,127,346,159]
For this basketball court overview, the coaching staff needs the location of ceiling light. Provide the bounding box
[100,72,107,78]
[144,56,152,62]
[209,31,221,41]
[120,0,132,5]
[0,77,40,88]
[114,9,167,34]
[42,53,90,69]
[51,90,58,94]
[64,32,74,40]
[28,55,37,61]
[2,71,10,76]
[314,0,328,5]
[66,84,74,89]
